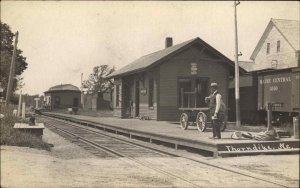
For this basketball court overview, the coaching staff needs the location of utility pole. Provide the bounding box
[17,90,22,117]
[5,31,19,107]
[81,73,84,108]
[234,1,241,127]
[81,73,83,89]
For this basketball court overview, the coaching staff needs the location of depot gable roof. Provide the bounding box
[107,37,245,79]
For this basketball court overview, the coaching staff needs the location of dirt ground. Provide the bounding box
[1,128,299,188]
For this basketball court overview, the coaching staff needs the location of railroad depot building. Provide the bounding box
[107,37,245,121]
[44,84,81,110]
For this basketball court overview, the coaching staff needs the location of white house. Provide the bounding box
[250,18,299,70]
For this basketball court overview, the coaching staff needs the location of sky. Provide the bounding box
[1,1,299,95]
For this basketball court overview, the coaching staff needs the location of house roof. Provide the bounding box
[238,61,255,72]
[250,18,300,60]
[44,84,80,93]
[107,37,245,78]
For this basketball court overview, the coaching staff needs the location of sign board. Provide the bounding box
[258,72,292,112]
[140,88,147,95]
[218,141,299,152]
[191,62,197,75]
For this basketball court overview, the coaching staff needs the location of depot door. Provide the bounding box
[73,98,79,107]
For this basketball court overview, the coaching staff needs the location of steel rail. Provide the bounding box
[41,115,289,188]
[43,116,178,157]
[44,118,203,188]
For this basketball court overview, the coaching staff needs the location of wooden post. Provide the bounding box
[181,88,184,108]
[21,102,25,119]
[194,88,197,108]
[267,102,273,131]
[188,94,190,108]
[294,115,299,139]
[17,90,22,117]
[5,32,19,107]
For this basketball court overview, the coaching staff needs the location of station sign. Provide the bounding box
[257,71,300,112]
[218,141,299,153]
[191,62,197,75]
[140,88,147,96]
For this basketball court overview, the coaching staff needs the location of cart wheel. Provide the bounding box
[220,112,227,132]
[180,113,189,130]
[196,112,207,132]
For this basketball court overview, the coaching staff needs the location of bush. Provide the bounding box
[0,105,51,150]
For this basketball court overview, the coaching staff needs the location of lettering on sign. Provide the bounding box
[140,88,147,95]
[269,86,278,91]
[259,75,292,92]
[191,62,197,75]
[259,76,292,85]
[224,143,293,152]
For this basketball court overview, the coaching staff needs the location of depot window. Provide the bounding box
[277,41,280,52]
[267,43,270,54]
[178,77,209,108]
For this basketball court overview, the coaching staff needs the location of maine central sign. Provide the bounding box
[258,72,293,111]
[259,76,292,85]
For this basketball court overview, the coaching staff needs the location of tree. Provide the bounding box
[0,22,28,97]
[82,65,115,95]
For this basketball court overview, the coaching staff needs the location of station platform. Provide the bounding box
[42,112,299,157]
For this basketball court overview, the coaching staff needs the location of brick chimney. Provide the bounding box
[165,37,173,48]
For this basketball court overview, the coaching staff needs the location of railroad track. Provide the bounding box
[40,115,290,188]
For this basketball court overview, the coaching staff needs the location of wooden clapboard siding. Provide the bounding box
[114,69,159,119]
[158,45,230,121]
[111,40,235,121]
[113,78,122,118]
[113,108,122,118]
[139,103,157,120]
[136,68,159,119]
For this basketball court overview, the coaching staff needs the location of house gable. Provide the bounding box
[251,19,299,61]
[253,23,298,70]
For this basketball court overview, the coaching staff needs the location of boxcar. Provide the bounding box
[257,67,300,124]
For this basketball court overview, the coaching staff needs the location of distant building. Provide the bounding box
[82,91,112,111]
[107,37,245,121]
[44,84,81,110]
[23,94,39,108]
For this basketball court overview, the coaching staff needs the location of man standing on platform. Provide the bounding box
[205,83,224,139]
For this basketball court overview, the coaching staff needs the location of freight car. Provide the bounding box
[257,67,300,125]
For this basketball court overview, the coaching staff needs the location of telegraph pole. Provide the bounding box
[5,31,19,107]
[81,73,84,108]
[234,1,241,127]
[17,90,22,117]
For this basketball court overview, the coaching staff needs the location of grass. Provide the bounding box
[0,104,51,150]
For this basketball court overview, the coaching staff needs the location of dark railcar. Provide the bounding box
[257,67,300,124]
